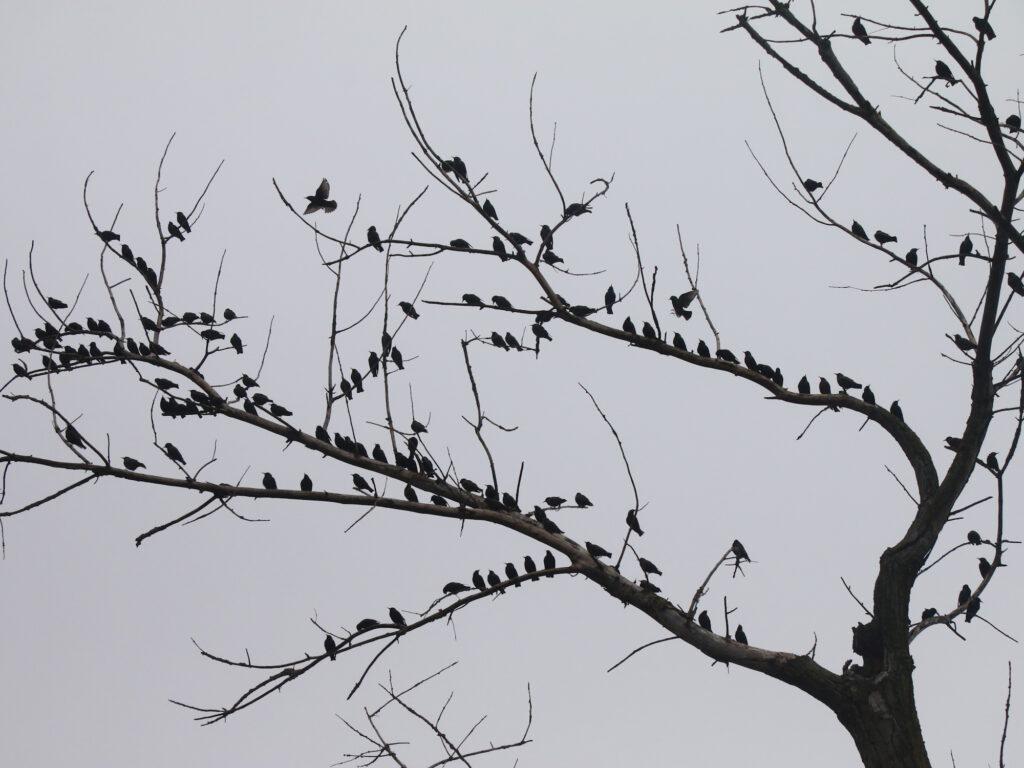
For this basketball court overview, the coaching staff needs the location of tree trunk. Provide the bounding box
[837,671,931,768]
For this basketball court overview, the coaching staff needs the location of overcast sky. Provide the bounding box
[1,2,1022,766]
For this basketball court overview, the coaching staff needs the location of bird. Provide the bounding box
[622,317,636,335]
[300,474,313,492]
[389,607,407,628]
[532,324,552,343]
[874,231,897,246]
[698,610,712,631]
[920,608,939,621]
[851,17,871,44]
[818,377,832,395]
[324,635,338,661]
[565,202,591,217]
[604,286,616,314]
[353,474,372,493]
[586,541,612,559]
[491,295,513,311]
[803,179,822,193]
[505,562,520,586]
[965,596,982,622]
[367,226,384,252]
[122,456,146,471]
[501,492,519,512]
[890,401,904,422]
[670,291,697,319]
[545,496,566,508]
[851,221,869,241]
[356,618,382,632]
[798,375,810,395]
[230,333,243,354]
[978,557,995,578]
[697,340,710,357]
[958,235,973,266]
[862,386,875,405]
[836,373,862,391]
[985,452,999,472]
[269,403,293,418]
[462,293,484,309]
[391,347,404,370]
[626,509,644,536]
[524,555,539,581]
[482,199,498,220]
[1006,115,1022,133]
[448,156,469,184]
[958,584,971,605]
[398,301,419,320]
[508,232,533,247]
[368,351,380,377]
[1008,272,1024,296]
[639,557,662,576]
[543,550,556,575]
[304,179,337,215]
[487,570,504,593]
[672,333,687,351]
[934,60,955,85]
[904,248,919,267]
[64,425,85,448]
[492,237,509,260]
[460,478,482,494]
[953,334,976,353]
[46,296,67,310]
[154,377,178,391]
[540,224,554,249]
[732,539,750,563]
[175,211,191,234]
[716,348,738,364]
[262,472,277,490]
[504,332,521,351]
[965,531,982,549]
[167,222,185,241]
[574,492,592,508]
[973,16,996,40]
[472,570,487,591]
[735,625,748,645]
[639,580,660,594]
[449,238,471,250]
[403,485,418,503]
[443,582,470,596]
[945,436,963,451]
[743,351,758,372]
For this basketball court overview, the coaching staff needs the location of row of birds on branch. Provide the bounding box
[850,14,998,47]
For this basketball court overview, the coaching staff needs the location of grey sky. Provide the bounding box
[1,1,1021,765]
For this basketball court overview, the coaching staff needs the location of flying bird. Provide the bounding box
[304,179,337,214]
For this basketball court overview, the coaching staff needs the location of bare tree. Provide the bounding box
[2,3,1021,766]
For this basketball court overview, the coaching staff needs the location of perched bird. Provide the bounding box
[836,373,862,391]
[743,351,758,372]
[979,557,994,578]
[862,385,875,405]
[65,424,85,448]
[958,584,971,605]
[542,251,563,266]
[154,377,178,391]
[368,351,380,377]
[491,295,513,311]
[391,347,404,370]
[574,492,592,508]
[352,474,372,493]
[639,580,660,594]
[965,596,982,622]
[697,340,710,358]
[920,608,939,621]
[890,400,904,422]
[504,332,521,351]
[350,369,364,393]
[874,231,897,246]
[973,16,995,40]
[472,570,487,591]
[122,456,146,471]
[545,496,566,508]
[586,541,612,559]
[934,60,955,85]
[460,478,482,494]
[508,232,533,247]
[501,492,519,512]
[532,324,551,342]
[430,494,447,506]
[167,222,185,241]
[851,221,869,240]
[540,224,554,249]
[449,156,469,184]
[543,550,556,574]
[505,562,521,586]
[851,17,871,44]
[958,235,973,266]
[1007,272,1024,296]
[534,507,563,534]
[410,420,427,435]
[622,317,636,335]
[985,452,999,472]
[262,472,277,490]
[905,248,919,267]
[639,557,662,576]
[802,179,822,194]
[443,582,470,596]
[698,610,712,631]
[462,293,484,308]
[716,348,738,364]
[735,625,748,645]
[46,297,68,310]
[492,236,509,260]
[798,375,810,395]
[98,230,121,243]
[304,179,337,215]
[300,474,313,492]
[356,618,381,632]
[403,484,419,503]
[967,530,982,546]
[398,301,419,320]
[672,333,687,351]
[389,607,407,628]
[953,334,976,353]
[626,509,644,536]
[449,238,471,250]
[372,444,388,463]
[732,539,750,563]
[176,211,191,233]
[487,570,505,593]
[230,333,243,354]
[945,436,963,452]
[818,377,833,396]
[482,199,498,220]
[604,286,616,314]
[524,555,539,580]
[324,635,337,661]
[1006,114,1021,133]
[367,226,384,252]
[565,202,591,217]
[269,403,293,418]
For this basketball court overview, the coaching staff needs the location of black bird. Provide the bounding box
[251,393,270,406]
[154,377,178,391]
[482,199,498,220]
[223,308,237,321]
[491,295,513,311]
[65,424,85,448]
[958,584,971,606]
[698,610,712,631]
[604,286,615,314]
[639,557,662,576]
[798,375,810,394]
[874,231,897,246]
[430,494,447,506]
[304,179,337,215]
[1006,115,1021,133]
[98,230,121,243]
[119,244,135,263]
[732,539,750,563]
[353,474,372,493]
[532,324,551,342]
[545,496,566,508]
[743,351,758,372]
[167,222,185,241]
[324,635,337,661]
[639,580,661,594]
[540,224,554,249]
[403,484,418,503]
[735,625,748,645]
[391,347,404,369]
[574,492,592,508]
[818,377,833,395]
[851,17,871,44]
[934,60,955,85]
[586,541,612,559]
[472,570,486,591]
[230,333,243,354]
[389,607,407,628]
[368,351,380,377]
[697,340,710,357]
[367,226,384,252]
[851,221,869,241]
[484,485,500,505]
[443,582,470,596]
[978,557,994,578]
[534,507,563,534]
[985,452,999,471]
[501,492,519,512]
[672,333,687,351]
[543,549,556,575]
[973,16,995,40]
[890,400,904,422]
[622,316,636,335]
[372,444,388,463]
[410,420,427,435]
[398,301,419,320]
[300,474,313,492]
[626,509,644,536]
[803,179,822,193]
[350,369,364,393]
[862,386,875,405]
[46,297,67,311]
[565,202,591,217]
[262,472,277,490]
[356,618,381,632]
[524,555,538,580]
[269,403,293,418]
[542,251,563,266]
[487,570,504,593]
[176,211,191,233]
[504,332,521,351]
[1008,272,1024,296]
[905,248,919,267]
[945,436,963,452]
[492,236,509,260]
[967,529,982,546]
[772,367,784,387]
[921,608,939,621]
[462,293,484,308]
[449,238,471,250]
[505,562,520,586]
[958,235,973,266]
[716,348,738,364]
[965,596,982,622]
[122,456,146,471]
[449,156,469,184]
[641,322,657,339]
[509,232,533,247]
[836,373,862,391]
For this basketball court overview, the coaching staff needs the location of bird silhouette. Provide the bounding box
[732,539,751,563]
[545,496,566,508]
[356,618,381,632]
[862,386,875,405]
[735,625,748,644]
[798,376,810,394]
[324,635,338,661]
[973,16,995,40]
[697,340,710,357]
[958,584,971,605]
[540,225,554,249]
[505,562,520,586]
[492,236,508,260]
[524,555,539,581]
[472,570,486,591]
[604,286,616,314]
[1008,272,1024,296]
[622,317,636,335]
[543,550,556,574]
[167,222,185,241]
[979,557,994,578]
[586,541,612,559]
[353,474,372,493]
[890,401,904,422]
[1006,115,1021,133]
[403,485,418,503]
[574,492,592,508]
[716,348,738,364]
[626,509,644,536]
[851,17,870,44]
[443,582,470,595]
[304,179,337,215]
[905,248,919,267]
[958,235,973,266]
[391,347,404,369]
[874,231,897,246]
[532,324,551,343]
[262,472,277,490]
[803,179,822,193]
[851,221,869,240]
[836,373,862,391]
[300,474,313,492]
[367,226,384,252]
[482,199,498,220]
[389,607,407,628]
[398,301,419,320]
[639,557,662,576]
[449,238,471,250]
[176,211,192,233]
[487,570,505,593]
[122,457,146,471]
[965,596,981,622]
[698,610,712,631]
[672,333,687,351]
